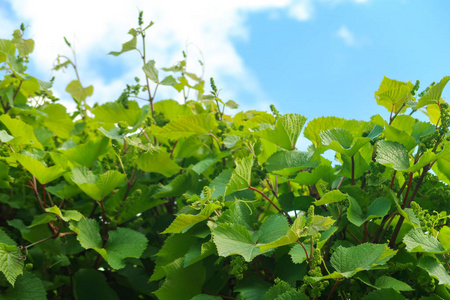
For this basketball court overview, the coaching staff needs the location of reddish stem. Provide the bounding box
[249,186,292,224]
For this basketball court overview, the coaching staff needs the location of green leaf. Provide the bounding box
[384,125,417,151]
[12,29,35,56]
[265,150,319,176]
[263,281,309,300]
[142,60,159,82]
[73,269,119,300]
[417,255,450,285]
[330,243,397,278]
[292,164,334,186]
[64,137,109,168]
[417,76,450,109]
[0,114,42,149]
[71,166,126,201]
[151,233,197,281]
[0,243,24,286]
[159,114,216,140]
[376,141,410,171]
[45,206,83,222]
[375,76,414,113]
[225,156,253,195]
[162,203,221,234]
[209,169,233,199]
[93,100,144,127]
[27,214,56,228]
[235,276,271,300]
[314,190,347,206]
[374,276,413,291]
[65,80,93,104]
[46,182,81,199]
[304,116,346,146]
[289,244,311,264]
[137,149,181,177]
[403,228,446,253]
[41,103,74,139]
[257,113,307,150]
[320,128,371,156]
[102,227,148,269]
[160,75,177,86]
[13,153,65,184]
[108,36,137,56]
[438,226,450,251]
[362,288,405,300]
[307,215,335,235]
[213,215,288,262]
[154,99,194,121]
[75,218,102,250]
[154,262,205,300]
[212,223,262,262]
[3,272,46,300]
[259,215,306,251]
[347,196,391,227]
[0,228,16,246]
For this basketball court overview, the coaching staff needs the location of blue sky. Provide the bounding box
[1,0,449,124]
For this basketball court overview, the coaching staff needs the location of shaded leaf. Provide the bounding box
[330,243,397,278]
[403,228,446,253]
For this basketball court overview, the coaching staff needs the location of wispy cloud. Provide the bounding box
[336,25,356,46]
[288,0,314,21]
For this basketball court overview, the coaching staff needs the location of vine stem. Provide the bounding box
[296,240,310,265]
[345,228,362,244]
[390,165,430,248]
[390,170,397,189]
[327,279,342,300]
[249,186,292,224]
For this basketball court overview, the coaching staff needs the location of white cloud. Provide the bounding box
[336,25,356,46]
[288,0,314,21]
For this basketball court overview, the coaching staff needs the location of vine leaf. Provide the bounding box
[376,141,410,171]
[108,34,137,56]
[330,243,397,278]
[93,100,144,127]
[45,206,83,222]
[0,114,42,149]
[158,114,216,140]
[3,272,46,300]
[416,76,450,109]
[403,228,446,253]
[256,113,307,150]
[73,269,119,300]
[0,243,23,286]
[362,288,405,300]
[374,276,413,292]
[63,137,109,168]
[65,80,93,104]
[137,148,181,177]
[258,215,307,251]
[320,128,371,157]
[71,166,125,201]
[314,190,347,206]
[225,156,253,196]
[374,76,414,113]
[142,60,159,83]
[213,215,289,262]
[347,196,391,227]
[74,218,148,270]
[13,153,66,185]
[162,203,221,234]
[265,150,319,176]
[417,255,450,285]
